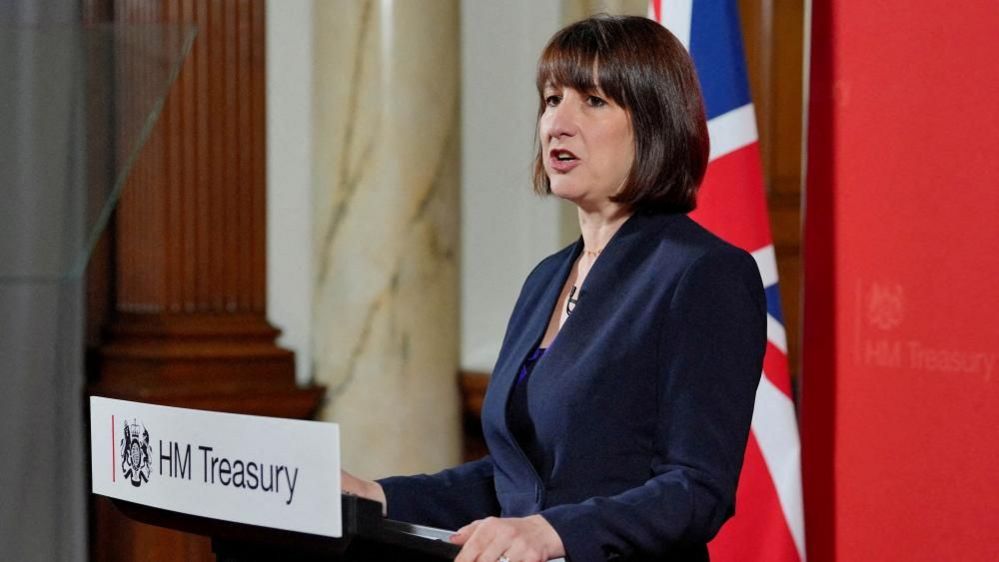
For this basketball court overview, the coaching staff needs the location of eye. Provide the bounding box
[586,95,607,107]
[544,94,562,107]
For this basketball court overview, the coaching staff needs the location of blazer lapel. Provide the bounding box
[570,211,676,303]
[489,238,582,475]
[494,238,581,407]
[493,212,669,393]
[525,212,678,377]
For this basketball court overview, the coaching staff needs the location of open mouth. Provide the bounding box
[549,148,581,173]
[550,148,578,162]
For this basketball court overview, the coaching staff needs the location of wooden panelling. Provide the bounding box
[100,0,267,316]
[739,0,805,385]
[84,2,323,560]
[86,0,320,404]
[459,371,491,462]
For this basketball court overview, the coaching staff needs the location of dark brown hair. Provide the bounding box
[532,15,709,213]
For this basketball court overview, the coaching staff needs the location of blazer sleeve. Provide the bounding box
[377,456,502,531]
[540,247,767,562]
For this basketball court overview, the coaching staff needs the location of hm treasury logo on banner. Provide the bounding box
[119,418,152,487]
[90,396,343,537]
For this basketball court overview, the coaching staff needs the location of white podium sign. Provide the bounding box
[90,397,342,537]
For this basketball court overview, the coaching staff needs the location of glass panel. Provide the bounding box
[0,24,197,283]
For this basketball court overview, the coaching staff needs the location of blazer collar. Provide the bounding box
[494,211,681,392]
[492,237,581,389]
[572,210,679,298]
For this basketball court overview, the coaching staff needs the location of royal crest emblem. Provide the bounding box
[866,282,905,331]
[121,419,152,487]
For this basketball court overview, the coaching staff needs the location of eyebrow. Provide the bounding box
[540,82,607,96]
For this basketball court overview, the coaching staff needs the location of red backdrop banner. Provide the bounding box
[803,2,999,561]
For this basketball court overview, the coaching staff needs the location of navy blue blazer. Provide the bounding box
[380,211,766,561]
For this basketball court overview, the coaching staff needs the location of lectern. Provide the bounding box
[113,494,459,561]
[91,397,459,561]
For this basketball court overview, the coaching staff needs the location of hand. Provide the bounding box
[341,469,387,514]
[450,514,565,562]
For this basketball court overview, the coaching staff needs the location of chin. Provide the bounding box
[548,180,584,202]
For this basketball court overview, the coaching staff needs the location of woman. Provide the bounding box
[344,15,766,562]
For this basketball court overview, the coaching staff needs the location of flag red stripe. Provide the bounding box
[691,142,773,253]
[709,432,802,562]
[650,6,804,560]
[763,342,793,399]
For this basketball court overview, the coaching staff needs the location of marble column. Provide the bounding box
[312,0,461,478]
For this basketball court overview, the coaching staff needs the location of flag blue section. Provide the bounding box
[688,1,752,119]
[764,283,784,324]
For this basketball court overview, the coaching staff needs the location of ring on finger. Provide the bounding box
[498,556,511,562]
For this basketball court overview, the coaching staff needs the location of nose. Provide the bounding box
[542,99,579,141]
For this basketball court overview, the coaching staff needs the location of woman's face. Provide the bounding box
[539,82,634,209]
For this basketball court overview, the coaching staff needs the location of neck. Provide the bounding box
[576,202,632,255]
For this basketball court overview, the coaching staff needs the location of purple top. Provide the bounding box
[516,346,547,384]
[507,346,548,474]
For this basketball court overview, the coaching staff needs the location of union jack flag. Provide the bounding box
[649,1,806,561]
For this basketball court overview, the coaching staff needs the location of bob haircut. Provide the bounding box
[532,15,709,213]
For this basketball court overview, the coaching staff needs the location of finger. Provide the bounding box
[473,539,508,562]
[454,539,496,562]
[503,541,544,562]
[469,520,510,562]
[454,519,494,562]
[451,519,482,544]
[499,536,525,560]
[503,532,548,562]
